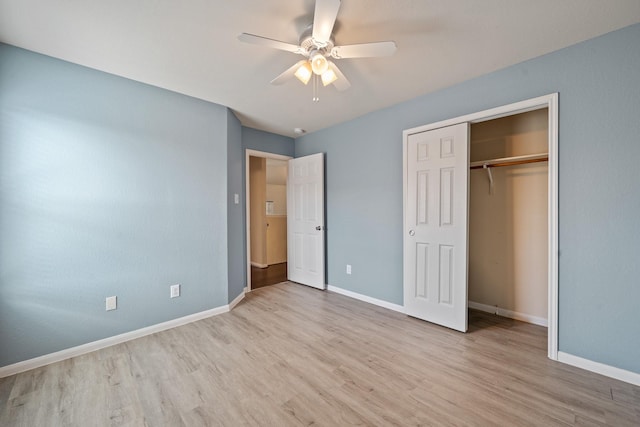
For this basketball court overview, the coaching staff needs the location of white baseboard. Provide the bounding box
[327,285,405,314]
[469,301,548,327]
[558,351,640,387]
[0,303,232,378]
[250,262,268,268]
[229,287,247,310]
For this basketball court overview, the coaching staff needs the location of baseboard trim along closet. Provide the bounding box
[469,301,548,327]
[0,290,246,379]
[250,262,268,268]
[327,285,405,314]
[558,352,640,387]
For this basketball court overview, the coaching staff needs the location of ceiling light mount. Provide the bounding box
[299,24,334,53]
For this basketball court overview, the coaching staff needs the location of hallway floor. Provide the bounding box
[251,262,287,289]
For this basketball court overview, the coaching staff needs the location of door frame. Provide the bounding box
[245,149,293,291]
[402,93,559,360]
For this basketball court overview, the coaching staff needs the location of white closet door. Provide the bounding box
[404,123,469,332]
[287,153,325,289]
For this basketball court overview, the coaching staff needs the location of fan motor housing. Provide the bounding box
[299,24,334,56]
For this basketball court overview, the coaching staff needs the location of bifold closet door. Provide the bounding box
[404,123,469,332]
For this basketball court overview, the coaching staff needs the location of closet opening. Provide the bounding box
[468,109,549,332]
[402,93,558,358]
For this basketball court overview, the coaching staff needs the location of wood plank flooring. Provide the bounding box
[1,282,639,426]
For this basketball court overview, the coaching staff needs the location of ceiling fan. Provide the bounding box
[238,0,396,100]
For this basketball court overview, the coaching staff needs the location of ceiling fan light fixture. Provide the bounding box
[294,62,312,84]
[309,50,329,75]
[321,68,337,86]
[239,0,396,98]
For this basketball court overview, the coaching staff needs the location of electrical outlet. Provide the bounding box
[346,264,352,275]
[106,296,117,311]
[170,284,181,298]
[234,193,240,204]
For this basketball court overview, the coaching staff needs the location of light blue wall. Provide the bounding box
[227,111,244,302]
[296,24,640,373]
[0,44,230,366]
[242,127,295,157]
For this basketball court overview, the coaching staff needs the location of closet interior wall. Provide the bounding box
[469,109,549,325]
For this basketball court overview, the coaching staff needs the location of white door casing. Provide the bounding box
[244,150,292,291]
[404,123,469,332]
[287,153,325,289]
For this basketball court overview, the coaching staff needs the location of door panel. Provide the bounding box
[404,123,469,332]
[287,153,325,289]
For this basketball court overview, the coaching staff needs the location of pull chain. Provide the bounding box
[312,74,320,102]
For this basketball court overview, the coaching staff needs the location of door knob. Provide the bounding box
[409,229,415,236]
[316,226,323,231]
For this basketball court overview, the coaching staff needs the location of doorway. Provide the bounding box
[245,150,292,291]
[403,94,558,359]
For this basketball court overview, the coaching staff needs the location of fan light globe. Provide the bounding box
[321,69,337,86]
[310,51,329,75]
[294,62,313,85]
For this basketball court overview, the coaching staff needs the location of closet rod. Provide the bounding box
[469,153,548,170]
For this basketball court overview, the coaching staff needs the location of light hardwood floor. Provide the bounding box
[1,282,639,426]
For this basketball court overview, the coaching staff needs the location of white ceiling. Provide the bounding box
[1,1,639,138]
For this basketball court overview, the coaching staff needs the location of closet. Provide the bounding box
[468,109,549,326]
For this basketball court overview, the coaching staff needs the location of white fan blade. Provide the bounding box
[328,61,350,91]
[270,60,308,85]
[238,33,304,54]
[331,41,397,59]
[312,0,341,44]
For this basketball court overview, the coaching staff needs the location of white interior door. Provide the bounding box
[287,153,325,289]
[404,123,469,332]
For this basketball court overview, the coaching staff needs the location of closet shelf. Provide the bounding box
[470,153,548,170]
